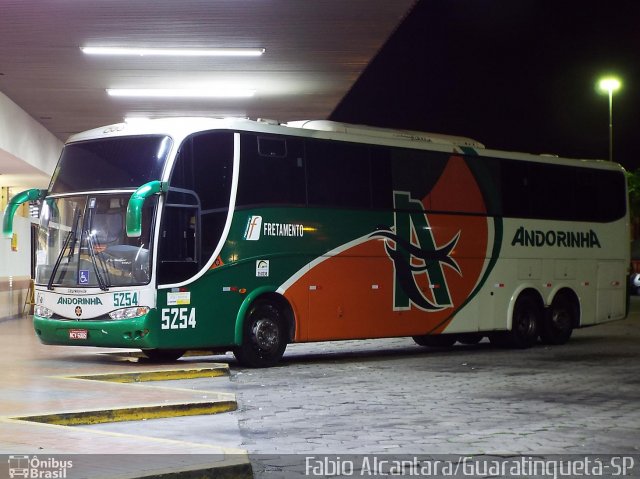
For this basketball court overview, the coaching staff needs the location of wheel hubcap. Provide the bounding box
[516,311,536,336]
[552,309,570,330]
[252,318,279,353]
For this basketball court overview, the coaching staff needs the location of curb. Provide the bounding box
[14,400,238,426]
[71,365,229,383]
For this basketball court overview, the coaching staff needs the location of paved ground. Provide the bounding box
[0,316,251,478]
[233,319,640,456]
[227,300,640,477]
[90,299,640,477]
[2,299,640,478]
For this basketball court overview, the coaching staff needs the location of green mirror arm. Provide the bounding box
[126,180,168,237]
[2,188,47,238]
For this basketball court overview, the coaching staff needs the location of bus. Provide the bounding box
[3,118,629,367]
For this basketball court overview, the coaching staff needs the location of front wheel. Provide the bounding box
[233,300,288,368]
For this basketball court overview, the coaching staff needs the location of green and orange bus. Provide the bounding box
[3,118,629,366]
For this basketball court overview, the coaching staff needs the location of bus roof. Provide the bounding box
[67,117,483,147]
[284,120,485,149]
[65,117,622,172]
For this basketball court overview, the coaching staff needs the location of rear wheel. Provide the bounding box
[233,300,288,368]
[507,293,541,349]
[540,294,575,345]
[141,349,185,361]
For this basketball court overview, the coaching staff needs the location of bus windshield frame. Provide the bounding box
[36,193,158,289]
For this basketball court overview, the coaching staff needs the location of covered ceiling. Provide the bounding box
[0,0,415,145]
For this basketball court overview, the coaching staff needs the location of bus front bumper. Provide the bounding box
[33,314,156,349]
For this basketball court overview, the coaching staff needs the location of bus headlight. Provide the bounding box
[109,306,150,320]
[34,305,54,318]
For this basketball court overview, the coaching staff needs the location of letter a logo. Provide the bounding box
[371,191,461,312]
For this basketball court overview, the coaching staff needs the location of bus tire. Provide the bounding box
[540,294,575,345]
[507,293,541,349]
[233,300,288,368]
[141,349,185,361]
[412,334,456,347]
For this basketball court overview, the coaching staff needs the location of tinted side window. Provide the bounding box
[171,131,234,212]
[500,158,626,222]
[528,163,576,220]
[159,131,234,283]
[306,139,370,208]
[501,159,533,218]
[391,148,447,209]
[582,168,626,222]
[369,146,393,209]
[464,155,503,216]
[236,134,306,206]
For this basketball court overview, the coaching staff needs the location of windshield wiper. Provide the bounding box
[47,211,82,290]
[86,230,110,291]
[47,228,74,291]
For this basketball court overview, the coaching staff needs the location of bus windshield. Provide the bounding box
[35,194,157,288]
[49,135,171,193]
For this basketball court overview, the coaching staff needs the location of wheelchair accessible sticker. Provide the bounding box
[79,270,90,284]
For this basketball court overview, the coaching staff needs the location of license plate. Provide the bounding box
[69,329,88,340]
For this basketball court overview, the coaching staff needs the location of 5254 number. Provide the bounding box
[161,308,196,330]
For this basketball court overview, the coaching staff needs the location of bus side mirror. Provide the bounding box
[126,181,167,237]
[2,188,46,238]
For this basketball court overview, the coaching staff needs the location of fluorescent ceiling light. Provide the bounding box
[82,46,265,57]
[107,88,256,98]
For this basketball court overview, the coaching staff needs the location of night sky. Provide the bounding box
[332,0,640,171]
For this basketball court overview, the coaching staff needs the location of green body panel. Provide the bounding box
[34,312,157,348]
[31,205,377,350]
[150,206,392,350]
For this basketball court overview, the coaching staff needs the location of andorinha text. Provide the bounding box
[511,227,601,248]
[57,297,103,305]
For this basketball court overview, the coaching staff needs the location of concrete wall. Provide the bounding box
[0,90,63,318]
[0,215,33,318]
[0,91,62,177]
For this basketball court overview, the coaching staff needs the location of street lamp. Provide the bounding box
[598,76,621,161]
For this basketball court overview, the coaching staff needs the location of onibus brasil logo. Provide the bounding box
[371,191,462,312]
[7,455,73,478]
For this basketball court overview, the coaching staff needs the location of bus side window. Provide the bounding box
[157,204,199,284]
[389,148,447,211]
[257,136,287,158]
[577,168,626,222]
[528,163,576,220]
[306,139,370,209]
[369,146,393,210]
[501,159,532,218]
[237,134,306,206]
[158,131,234,284]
